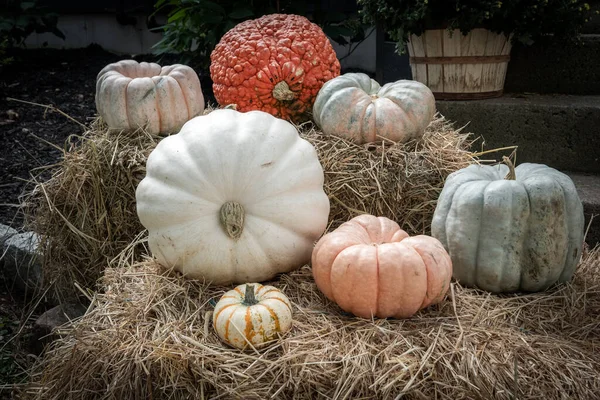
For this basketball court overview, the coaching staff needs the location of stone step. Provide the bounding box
[566,172,600,247]
[505,34,600,95]
[435,94,600,173]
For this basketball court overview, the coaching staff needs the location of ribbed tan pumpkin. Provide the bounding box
[312,214,452,319]
[95,60,205,135]
[312,73,436,144]
[213,283,293,350]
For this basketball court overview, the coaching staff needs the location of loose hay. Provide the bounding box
[299,115,475,232]
[23,118,160,302]
[24,113,474,302]
[21,246,600,399]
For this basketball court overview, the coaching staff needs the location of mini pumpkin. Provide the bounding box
[431,157,585,293]
[213,283,293,350]
[311,214,452,319]
[95,60,205,135]
[210,13,341,123]
[135,109,330,285]
[312,73,436,144]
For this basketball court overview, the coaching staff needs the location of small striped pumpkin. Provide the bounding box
[213,283,293,350]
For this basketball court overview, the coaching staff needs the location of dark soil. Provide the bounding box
[0,45,215,395]
[0,45,216,229]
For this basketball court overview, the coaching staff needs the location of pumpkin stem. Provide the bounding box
[502,156,516,180]
[272,81,295,101]
[220,201,245,240]
[242,284,258,306]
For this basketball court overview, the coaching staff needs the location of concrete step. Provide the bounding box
[567,172,600,247]
[505,34,600,95]
[435,94,600,173]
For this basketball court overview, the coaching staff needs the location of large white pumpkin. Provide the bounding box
[136,109,330,285]
[95,60,205,135]
[431,159,585,293]
[312,73,436,144]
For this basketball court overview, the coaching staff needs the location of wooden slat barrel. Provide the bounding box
[407,29,512,100]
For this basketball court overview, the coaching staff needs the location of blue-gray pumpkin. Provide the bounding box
[431,158,584,293]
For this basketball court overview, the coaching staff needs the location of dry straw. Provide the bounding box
[23,118,160,302]
[23,113,474,302]
[299,115,475,232]
[21,245,600,399]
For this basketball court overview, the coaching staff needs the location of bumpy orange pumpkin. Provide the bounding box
[210,13,341,123]
[311,215,452,319]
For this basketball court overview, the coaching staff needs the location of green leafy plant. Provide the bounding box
[358,0,596,54]
[151,0,367,69]
[0,0,65,48]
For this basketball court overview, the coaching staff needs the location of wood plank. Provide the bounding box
[464,28,488,93]
[495,35,513,89]
[442,29,463,93]
[481,32,506,92]
[424,29,444,92]
[409,34,427,85]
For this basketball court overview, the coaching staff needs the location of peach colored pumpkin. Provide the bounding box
[95,60,205,135]
[311,214,452,319]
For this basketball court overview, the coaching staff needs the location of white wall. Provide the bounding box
[24,14,377,73]
[330,27,377,73]
[24,14,163,55]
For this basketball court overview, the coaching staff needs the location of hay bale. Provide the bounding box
[24,119,160,302]
[24,113,473,302]
[301,115,475,232]
[22,246,600,399]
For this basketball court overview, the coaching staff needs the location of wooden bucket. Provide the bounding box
[407,29,512,100]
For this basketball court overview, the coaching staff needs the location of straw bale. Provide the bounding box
[23,119,159,302]
[23,113,474,302]
[21,246,600,400]
[299,115,475,232]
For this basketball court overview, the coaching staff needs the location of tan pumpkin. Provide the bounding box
[311,214,452,319]
[312,73,436,144]
[213,283,293,350]
[95,59,205,135]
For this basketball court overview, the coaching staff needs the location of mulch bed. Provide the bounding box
[0,45,215,228]
[0,45,215,397]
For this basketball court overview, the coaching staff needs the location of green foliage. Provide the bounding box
[151,0,367,69]
[358,0,595,53]
[0,0,65,48]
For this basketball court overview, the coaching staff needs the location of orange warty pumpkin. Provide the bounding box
[311,215,453,319]
[210,13,341,123]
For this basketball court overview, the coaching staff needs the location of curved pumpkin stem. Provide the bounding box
[243,284,258,306]
[220,201,245,239]
[272,81,295,101]
[503,156,516,180]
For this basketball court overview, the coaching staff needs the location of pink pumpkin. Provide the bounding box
[311,214,452,319]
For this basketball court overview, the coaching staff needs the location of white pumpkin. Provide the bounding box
[135,109,330,285]
[213,283,293,350]
[95,60,205,135]
[431,158,585,293]
[312,73,436,144]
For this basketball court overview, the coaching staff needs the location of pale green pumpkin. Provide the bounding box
[312,73,435,144]
[431,158,585,293]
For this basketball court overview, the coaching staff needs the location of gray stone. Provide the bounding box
[0,223,18,248]
[30,302,88,354]
[2,231,43,296]
[436,94,600,173]
[566,172,600,247]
